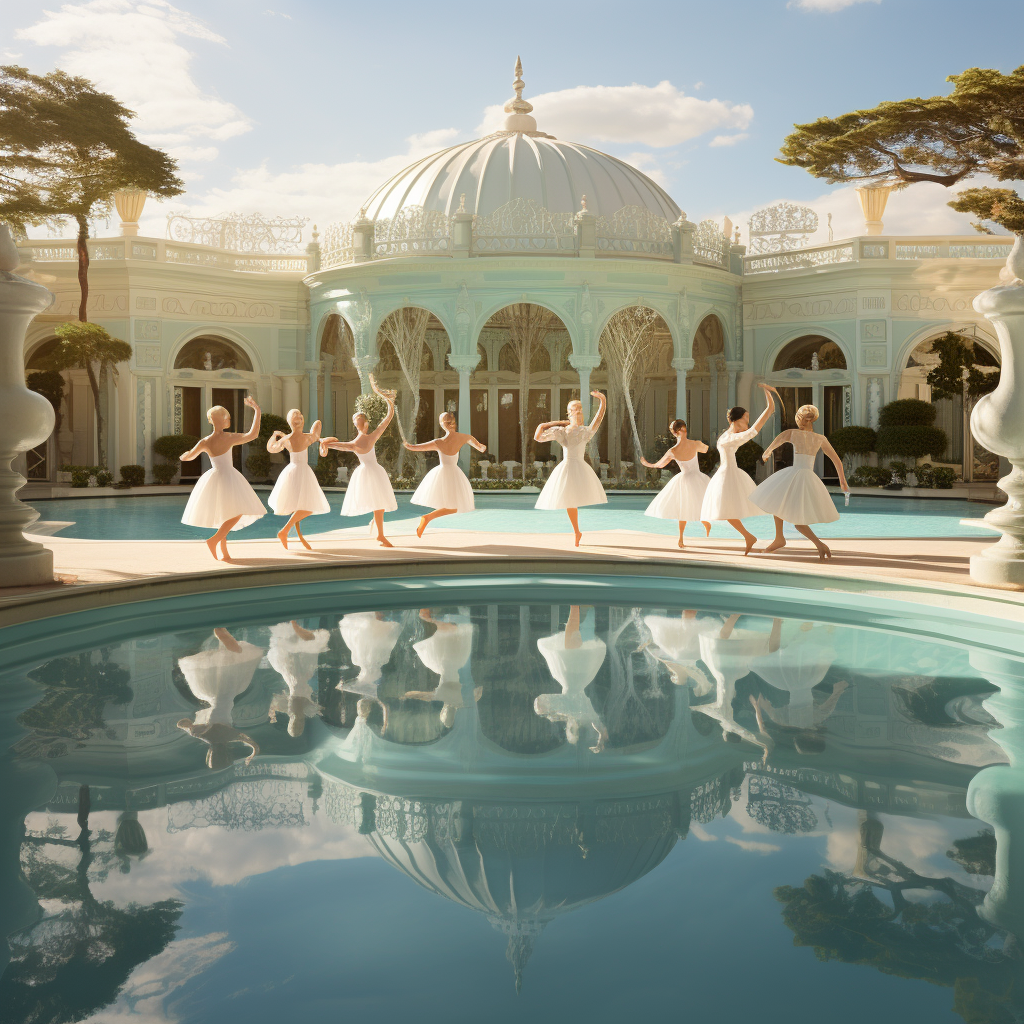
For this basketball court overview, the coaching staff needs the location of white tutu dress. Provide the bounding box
[749,624,837,730]
[181,450,266,530]
[751,432,839,525]
[178,636,265,727]
[535,424,607,510]
[411,451,474,512]
[700,426,763,521]
[342,447,398,516]
[339,612,404,698]
[412,617,475,705]
[268,448,331,516]
[645,455,711,520]
[534,624,608,749]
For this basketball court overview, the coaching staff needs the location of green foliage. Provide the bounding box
[851,465,890,487]
[256,412,289,444]
[119,464,145,487]
[777,64,1024,233]
[52,319,133,371]
[244,450,272,482]
[152,433,198,463]
[933,466,957,489]
[313,449,339,487]
[736,440,764,477]
[876,425,948,460]
[887,461,909,483]
[913,462,935,488]
[698,448,721,475]
[152,463,177,484]
[878,398,937,427]
[471,478,527,490]
[354,391,400,470]
[827,425,876,458]
[94,469,112,487]
[26,369,65,433]
[948,829,996,877]
[926,331,1000,401]
[652,434,676,462]
[69,467,90,487]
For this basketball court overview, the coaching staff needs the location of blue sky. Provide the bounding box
[4,0,1023,241]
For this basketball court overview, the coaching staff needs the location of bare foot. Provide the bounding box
[277,527,289,550]
[744,536,758,556]
[206,536,220,560]
[416,517,427,539]
[574,532,583,548]
[378,537,393,548]
[296,528,312,551]
[703,521,712,537]
[764,539,786,554]
[219,540,231,561]
[818,544,831,561]
[677,539,685,549]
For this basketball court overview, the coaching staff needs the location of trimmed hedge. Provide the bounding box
[245,450,272,482]
[851,465,890,487]
[120,464,146,487]
[878,398,937,428]
[875,425,948,460]
[313,450,340,487]
[152,464,177,484]
[698,448,721,475]
[153,433,199,463]
[827,425,876,458]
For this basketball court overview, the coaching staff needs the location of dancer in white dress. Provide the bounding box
[405,413,486,537]
[534,605,608,752]
[176,627,264,769]
[533,391,607,547]
[700,383,777,555]
[754,403,849,561]
[266,408,328,550]
[320,378,399,547]
[267,620,330,737]
[339,611,403,699]
[180,395,266,560]
[403,610,479,726]
[640,418,712,548]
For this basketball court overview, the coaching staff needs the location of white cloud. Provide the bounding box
[788,0,881,10]
[709,133,749,148]
[17,0,251,164]
[476,80,753,149]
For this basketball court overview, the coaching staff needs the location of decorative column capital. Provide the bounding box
[671,356,695,373]
[569,352,600,373]
[448,353,479,374]
[725,359,743,373]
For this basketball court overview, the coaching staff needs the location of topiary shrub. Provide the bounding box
[70,468,91,487]
[313,450,340,487]
[95,469,113,487]
[153,434,199,463]
[877,398,937,427]
[913,463,935,488]
[827,425,876,459]
[120,464,146,487]
[698,448,721,475]
[152,464,177,484]
[933,467,957,489]
[244,450,272,482]
[354,391,400,471]
[851,465,890,487]
[736,440,764,479]
[876,424,948,461]
[255,413,290,446]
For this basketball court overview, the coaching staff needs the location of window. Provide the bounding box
[773,335,846,372]
[174,337,253,372]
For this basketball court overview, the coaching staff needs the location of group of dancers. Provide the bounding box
[180,378,849,561]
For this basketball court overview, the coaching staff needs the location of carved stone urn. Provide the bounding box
[0,225,56,586]
[969,235,1024,589]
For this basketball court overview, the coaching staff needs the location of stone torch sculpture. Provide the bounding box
[970,237,1024,589]
[0,225,56,586]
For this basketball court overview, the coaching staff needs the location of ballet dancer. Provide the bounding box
[266,408,328,550]
[640,418,712,548]
[404,412,486,537]
[533,391,608,547]
[753,403,849,561]
[700,383,776,555]
[320,377,399,547]
[180,395,267,560]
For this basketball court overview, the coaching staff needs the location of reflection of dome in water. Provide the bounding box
[365,794,678,991]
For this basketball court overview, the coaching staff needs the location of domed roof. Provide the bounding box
[360,59,681,224]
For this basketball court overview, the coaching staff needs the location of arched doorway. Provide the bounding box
[595,306,675,474]
[319,314,358,440]
[688,314,726,444]
[897,330,1000,481]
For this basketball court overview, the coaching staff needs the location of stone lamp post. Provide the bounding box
[0,225,56,587]
[969,237,1024,589]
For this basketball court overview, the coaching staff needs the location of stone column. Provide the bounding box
[320,354,334,436]
[969,237,1024,588]
[449,353,479,472]
[708,361,720,439]
[280,375,302,415]
[671,356,694,420]
[305,367,319,464]
[0,226,55,586]
[726,360,742,409]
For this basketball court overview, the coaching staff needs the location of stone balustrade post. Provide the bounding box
[448,352,480,472]
[726,360,743,409]
[352,211,375,262]
[673,213,695,265]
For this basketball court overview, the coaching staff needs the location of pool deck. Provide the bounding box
[0,518,1021,629]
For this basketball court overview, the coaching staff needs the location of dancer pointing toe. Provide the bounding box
[266,407,329,550]
[641,417,712,548]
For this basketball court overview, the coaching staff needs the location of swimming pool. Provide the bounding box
[0,574,1021,1024]
[27,492,993,540]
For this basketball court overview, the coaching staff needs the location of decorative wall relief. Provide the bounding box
[136,296,157,310]
[866,377,883,428]
[134,319,161,340]
[135,343,162,367]
[860,320,886,341]
[861,296,886,310]
[861,345,888,367]
[893,292,972,313]
[744,294,856,322]
[162,298,185,313]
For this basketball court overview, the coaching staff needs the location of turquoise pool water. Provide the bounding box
[28,492,992,540]
[0,575,1022,1024]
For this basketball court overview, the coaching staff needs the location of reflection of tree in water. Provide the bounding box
[775,816,1021,1024]
[892,675,997,727]
[13,652,132,759]
[475,605,563,755]
[0,821,181,1024]
[949,829,997,878]
[746,774,818,834]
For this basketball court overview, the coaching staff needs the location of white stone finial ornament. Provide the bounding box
[457,193,466,214]
[503,56,538,134]
[0,222,56,586]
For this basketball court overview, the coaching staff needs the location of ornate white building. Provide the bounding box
[16,62,1014,485]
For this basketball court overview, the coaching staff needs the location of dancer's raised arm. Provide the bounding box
[368,378,396,441]
[641,437,708,470]
[750,385,775,434]
[319,436,355,455]
[403,438,439,452]
[308,418,322,443]
[238,395,262,443]
[588,390,607,432]
[534,419,569,442]
[468,434,487,453]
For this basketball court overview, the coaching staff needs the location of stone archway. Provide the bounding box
[687,313,727,444]
[318,313,358,439]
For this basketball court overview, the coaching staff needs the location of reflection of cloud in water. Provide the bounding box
[88,932,234,1023]
[724,836,781,855]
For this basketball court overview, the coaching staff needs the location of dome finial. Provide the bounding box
[503,56,537,133]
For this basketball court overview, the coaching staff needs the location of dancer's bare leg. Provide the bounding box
[764,516,787,554]
[727,519,758,555]
[417,508,455,537]
[565,604,582,649]
[567,507,582,547]
[292,512,312,551]
[703,520,712,537]
[795,524,830,560]
[211,516,241,560]
[278,511,310,550]
[373,509,392,547]
[678,521,686,549]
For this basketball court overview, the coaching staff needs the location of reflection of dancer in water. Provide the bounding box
[534,605,609,752]
[640,419,712,548]
[319,377,399,547]
[404,609,479,726]
[404,412,487,537]
[753,404,849,561]
[266,408,328,550]
[339,611,404,700]
[533,392,608,548]
[177,627,263,768]
[180,395,266,560]
[644,609,719,686]
[700,384,776,555]
[748,617,846,754]
[267,620,330,737]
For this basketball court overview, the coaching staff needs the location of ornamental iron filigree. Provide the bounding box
[595,205,674,257]
[165,212,308,253]
[747,202,818,255]
[473,198,576,254]
[692,220,728,267]
[374,205,452,257]
[321,221,353,269]
[744,243,855,275]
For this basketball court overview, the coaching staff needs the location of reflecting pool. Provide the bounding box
[0,588,1022,1023]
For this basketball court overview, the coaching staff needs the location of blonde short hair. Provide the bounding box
[795,404,819,425]
[207,405,229,425]
[286,407,302,422]
[567,399,582,414]
[440,410,457,427]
